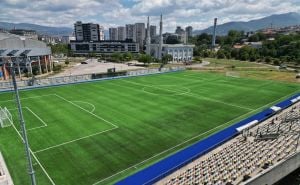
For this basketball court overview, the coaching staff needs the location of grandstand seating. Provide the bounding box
[159,103,300,185]
[117,94,300,185]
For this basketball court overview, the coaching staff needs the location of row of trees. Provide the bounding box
[99,52,173,65]
[191,30,300,65]
[49,44,71,55]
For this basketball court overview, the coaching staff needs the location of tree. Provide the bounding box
[217,50,226,59]
[162,54,173,64]
[123,52,133,61]
[50,44,69,55]
[195,33,211,45]
[138,54,152,65]
[225,30,244,46]
[265,56,272,64]
[111,52,123,62]
[273,58,280,66]
[65,59,70,65]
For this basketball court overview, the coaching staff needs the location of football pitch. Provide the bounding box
[0,70,299,185]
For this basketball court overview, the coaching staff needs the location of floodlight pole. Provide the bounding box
[9,60,37,185]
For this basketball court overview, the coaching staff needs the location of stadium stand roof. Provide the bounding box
[0,32,51,57]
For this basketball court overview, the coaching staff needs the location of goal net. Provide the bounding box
[0,107,13,128]
[226,71,240,78]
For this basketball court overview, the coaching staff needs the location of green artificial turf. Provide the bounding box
[0,71,299,185]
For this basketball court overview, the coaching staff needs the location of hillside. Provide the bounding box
[0,22,73,36]
[194,12,300,35]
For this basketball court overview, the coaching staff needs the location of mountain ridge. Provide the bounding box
[1,12,300,36]
[194,12,300,35]
[0,22,73,36]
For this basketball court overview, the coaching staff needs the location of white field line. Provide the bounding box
[29,149,56,185]
[7,107,47,131]
[0,94,55,103]
[71,101,96,113]
[186,93,254,111]
[110,82,158,96]
[92,90,299,185]
[33,93,119,153]
[141,86,191,96]
[9,116,56,185]
[121,80,253,111]
[25,107,48,131]
[53,94,118,128]
[27,125,47,131]
[34,127,118,154]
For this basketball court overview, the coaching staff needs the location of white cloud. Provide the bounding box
[0,0,299,32]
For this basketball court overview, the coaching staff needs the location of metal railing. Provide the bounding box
[0,66,185,91]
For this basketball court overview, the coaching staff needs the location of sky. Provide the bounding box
[0,0,300,32]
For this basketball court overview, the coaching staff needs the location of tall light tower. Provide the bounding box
[212,18,217,50]
[158,14,163,60]
[9,58,37,185]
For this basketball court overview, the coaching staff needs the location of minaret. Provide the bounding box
[158,14,163,60]
[146,16,151,55]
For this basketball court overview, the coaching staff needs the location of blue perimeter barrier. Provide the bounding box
[116,93,300,185]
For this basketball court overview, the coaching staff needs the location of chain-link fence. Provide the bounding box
[0,66,185,91]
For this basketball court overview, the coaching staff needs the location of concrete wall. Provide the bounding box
[243,151,300,185]
[0,152,13,185]
[0,175,8,185]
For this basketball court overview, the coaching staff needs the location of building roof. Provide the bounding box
[163,44,195,48]
[0,48,51,57]
[150,43,195,48]
[0,32,51,57]
[0,32,21,41]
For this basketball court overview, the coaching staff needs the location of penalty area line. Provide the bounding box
[71,100,96,113]
[8,107,48,131]
[53,94,118,128]
[34,127,118,154]
[25,107,48,131]
[10,117,56,185]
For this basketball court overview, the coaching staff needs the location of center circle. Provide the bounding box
[142,85,190,96]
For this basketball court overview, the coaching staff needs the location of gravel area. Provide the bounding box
[54,59,144,77]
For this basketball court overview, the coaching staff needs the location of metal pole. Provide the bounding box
[9,60,37,185]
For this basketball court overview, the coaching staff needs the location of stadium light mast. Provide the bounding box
[9,58,37,185]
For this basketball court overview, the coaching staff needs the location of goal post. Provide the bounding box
[0,107,13,128]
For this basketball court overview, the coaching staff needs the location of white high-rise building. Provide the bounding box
[150,25,157,38]
[135,23,145,50]
[74,21,101,41]
[109,28,118,40]
[185,26,193,38]
[117,26,126,41]
[99,26,105,40]
[126,24,136,41]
